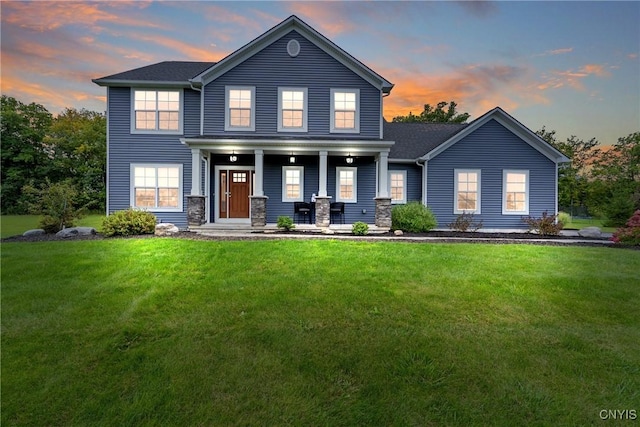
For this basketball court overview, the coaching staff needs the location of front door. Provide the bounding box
[218,168,253,220]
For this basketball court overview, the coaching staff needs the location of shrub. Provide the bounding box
[611,210,640,246]
[522,211,564,236]
[277,216,295,231]
[557,211,571,226]
[352,221,369,236]
[392,202,437,233]
[447,212,483,232]
[22,179,83,233]
[102,208,157,237]
[602,192,635,227]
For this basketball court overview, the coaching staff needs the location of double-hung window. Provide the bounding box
[336,167,357,203]
[278,88,307,132]
[282,166,304,202]
[133,89,181,133]
[389,170,407,204]
[454,169,481,213]
[131,164,182,211]
[503,170,529,214]
[331,89,359,133]
[225,86,255,131]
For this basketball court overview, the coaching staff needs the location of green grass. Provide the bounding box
[0,214,105,238]
[563,217,617,233]
[2,239,639,426]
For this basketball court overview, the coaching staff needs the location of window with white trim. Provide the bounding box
[225,86,255,131]
[389,170,407,204]
[503,170,529,214]
[133,89,181,132]
[454,169,481,213]
[131,164,182,211]
[282,166,304,202]
[331,89,359,133]
[336,167,357,203]
[278,88,307,132]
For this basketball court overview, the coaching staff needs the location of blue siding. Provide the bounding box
[389,163,423,203]
[202,30,381,139]
[107,86,200,227]
[426,119,557,229]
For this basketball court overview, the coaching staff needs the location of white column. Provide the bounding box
[318,151,328,197]
[378,151,389,198]
[191,148,201,195]
[254,149,264,197]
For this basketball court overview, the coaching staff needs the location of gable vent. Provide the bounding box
[287,39,300,57]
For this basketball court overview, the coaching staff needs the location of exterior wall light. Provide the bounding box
[230,151,237,162]
[346,154,354,164]
[289,154,296,164]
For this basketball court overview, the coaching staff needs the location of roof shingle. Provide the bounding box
[385,121,467,159]
[93,61,216,83]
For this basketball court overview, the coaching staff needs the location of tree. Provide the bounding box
[1,96,53,213]
[392,101,470,124]
[45,108,107,211]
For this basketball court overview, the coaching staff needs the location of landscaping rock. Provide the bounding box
[23,229,45,237]
[578,227,602,238]
[321,228,335,235]
[56,227,97,238]
[394,230,404,236]
[155,223,180,236]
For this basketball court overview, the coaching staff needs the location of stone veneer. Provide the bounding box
[250,196,268,227]
[374,197,392,228]
[314,196,331,227]
[186,195,206,226]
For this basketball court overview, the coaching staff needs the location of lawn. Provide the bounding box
[0,214,105,238]
[2,239,639,426]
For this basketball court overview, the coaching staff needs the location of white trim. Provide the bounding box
[335,166,357,203]
[106,88,110,215]
[454,169,481,214]
[205,152,211,223]
[330,88,360,133]
[278,87,308,132]
[130,163,183,212]
[502,169,529,215]
[282,166,304,202]
[213,165,255,224]
[225,86,256,132]
[388,170,407,204]
[130,88,183,135]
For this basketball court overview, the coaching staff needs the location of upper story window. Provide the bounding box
[133,89,182,133]
[503,170,529,215]
[336,167,357,203]
[331,89,359,133]
[389,170,407,204]
[454,169,481,214]
[278,88,307,132]
[225,86,255,131]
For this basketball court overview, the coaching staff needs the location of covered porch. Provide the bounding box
[180,137,395,230]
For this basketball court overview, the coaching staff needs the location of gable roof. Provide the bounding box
[385,121,467,160]
[93,61,216,87]
[190,15,393,93]
[419,107,570,164]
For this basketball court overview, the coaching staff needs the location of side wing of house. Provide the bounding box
[424,113,567,229]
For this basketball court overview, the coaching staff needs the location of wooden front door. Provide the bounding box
[229,170,250,218]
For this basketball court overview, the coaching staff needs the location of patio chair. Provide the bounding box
[294,202,312,224]
[330,202,345,224]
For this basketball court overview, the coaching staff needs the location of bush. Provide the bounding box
[602,192,635,227]
[277,216,295,231]
[392,202,437,233]
[447,212,483,232]
[22,179,83,233]
[557,211,571,226]
[611,210,640,246]
[102,208,157,237]
[352,221,369,236]
[522,211,564,236]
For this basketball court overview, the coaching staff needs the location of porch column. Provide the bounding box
[318,151,328,197]
[378,151,389,198]
[191,148,202,195]
[254,149,264,196]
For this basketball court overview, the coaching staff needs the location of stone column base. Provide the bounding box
[250,196,269,227]
[314,196,331,227]
[186,195,206,226]
[374,197,392,228]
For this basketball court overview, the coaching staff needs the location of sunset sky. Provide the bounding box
[1,1,638,146]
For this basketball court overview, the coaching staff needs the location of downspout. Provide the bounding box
[416,158,426,205]
[189,81,203,136]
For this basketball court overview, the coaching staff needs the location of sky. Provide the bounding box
[1,1,639,147]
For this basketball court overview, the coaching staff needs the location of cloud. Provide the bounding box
[286,2,358,36]
[534,47,574,57]
[454,1,498,18]
[538,63,611,91]
[125,33,225,62]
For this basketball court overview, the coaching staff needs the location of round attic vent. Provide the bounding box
[287,39,300,57]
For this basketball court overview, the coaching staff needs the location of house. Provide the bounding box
[93,15,569,231]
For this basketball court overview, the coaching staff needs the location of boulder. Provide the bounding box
[321,228,335,235]
[394,230,404,236]
[155,223,180,236]
[55,227,97,238]
[23,229,45,237]
[578,226,602,238]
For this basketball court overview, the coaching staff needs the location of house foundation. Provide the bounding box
[374,197,392,228]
